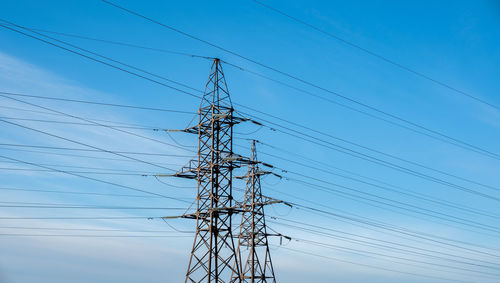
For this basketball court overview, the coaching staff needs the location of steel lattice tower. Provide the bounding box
[182,58,242,283]
[232,140,277,283]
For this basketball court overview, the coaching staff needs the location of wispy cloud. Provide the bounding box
[0,50,496,283]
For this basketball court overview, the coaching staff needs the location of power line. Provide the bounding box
[0,233,191,238]
[269,218,500,270]
[0,118,179,172]
[261,184,500,271]
[0,143,193,157]
[1,20,496,282]
[0,187,163,198]
[0,167,153,176]
[276,188,500,263]
[0,204,189,210]
[101,0,500,163]
[0,146,191,167]
[0,155,189,203]
[279,167,500,232]
[0,160,182,173]
[0,106,187,130]
[0,116,160,131]
[4,18,498,205]
[5,92,498,211]
[0,20,206,96]
[277,226,500,279]
[251,118,500,201]
[7,93,498,218]
[274,245,474,283]
[238,110,500,194]
[0,22,203,102]
[0,147,191,167]
[28,27,213,59]
[2,21,495,199]
[0,93,196,154]
[0,226,191,233]
[291,237,500,278]
[4,90,498,203]
[3,21,498,206]
[4,89,498,199]
[242,143,500,220]
[253,140,500,214]
[251,0,500,112]
[27,12,496,206]
[0,116,195,150]
[225,61,500,161]
[292,237,500,277]
[0,216,161,220]
[4,24,495,162]
[263,182,500,259]
[272,219,500,272]
[287,201,500,259]
[282,175,500,237]
[0,91,195,114]
[239,110,500,193]
[7,23,492,161]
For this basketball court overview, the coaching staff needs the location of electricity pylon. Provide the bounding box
[232,140,277,283]
[161,59,284,283]
[186,58,240,282]
[174,58,243,283]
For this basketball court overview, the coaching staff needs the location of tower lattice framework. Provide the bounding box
[182,58,242,283]
[233,140,277,283]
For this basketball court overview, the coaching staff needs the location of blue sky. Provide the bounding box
[1,0,500,282]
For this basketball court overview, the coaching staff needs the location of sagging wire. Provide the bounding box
[233,109,277,132]
[161,218,193,234]
[165,131,196,148]
[154,175,196,189]
[270,199,293,217]
[262,171,283,186]
[234,124,264,136]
